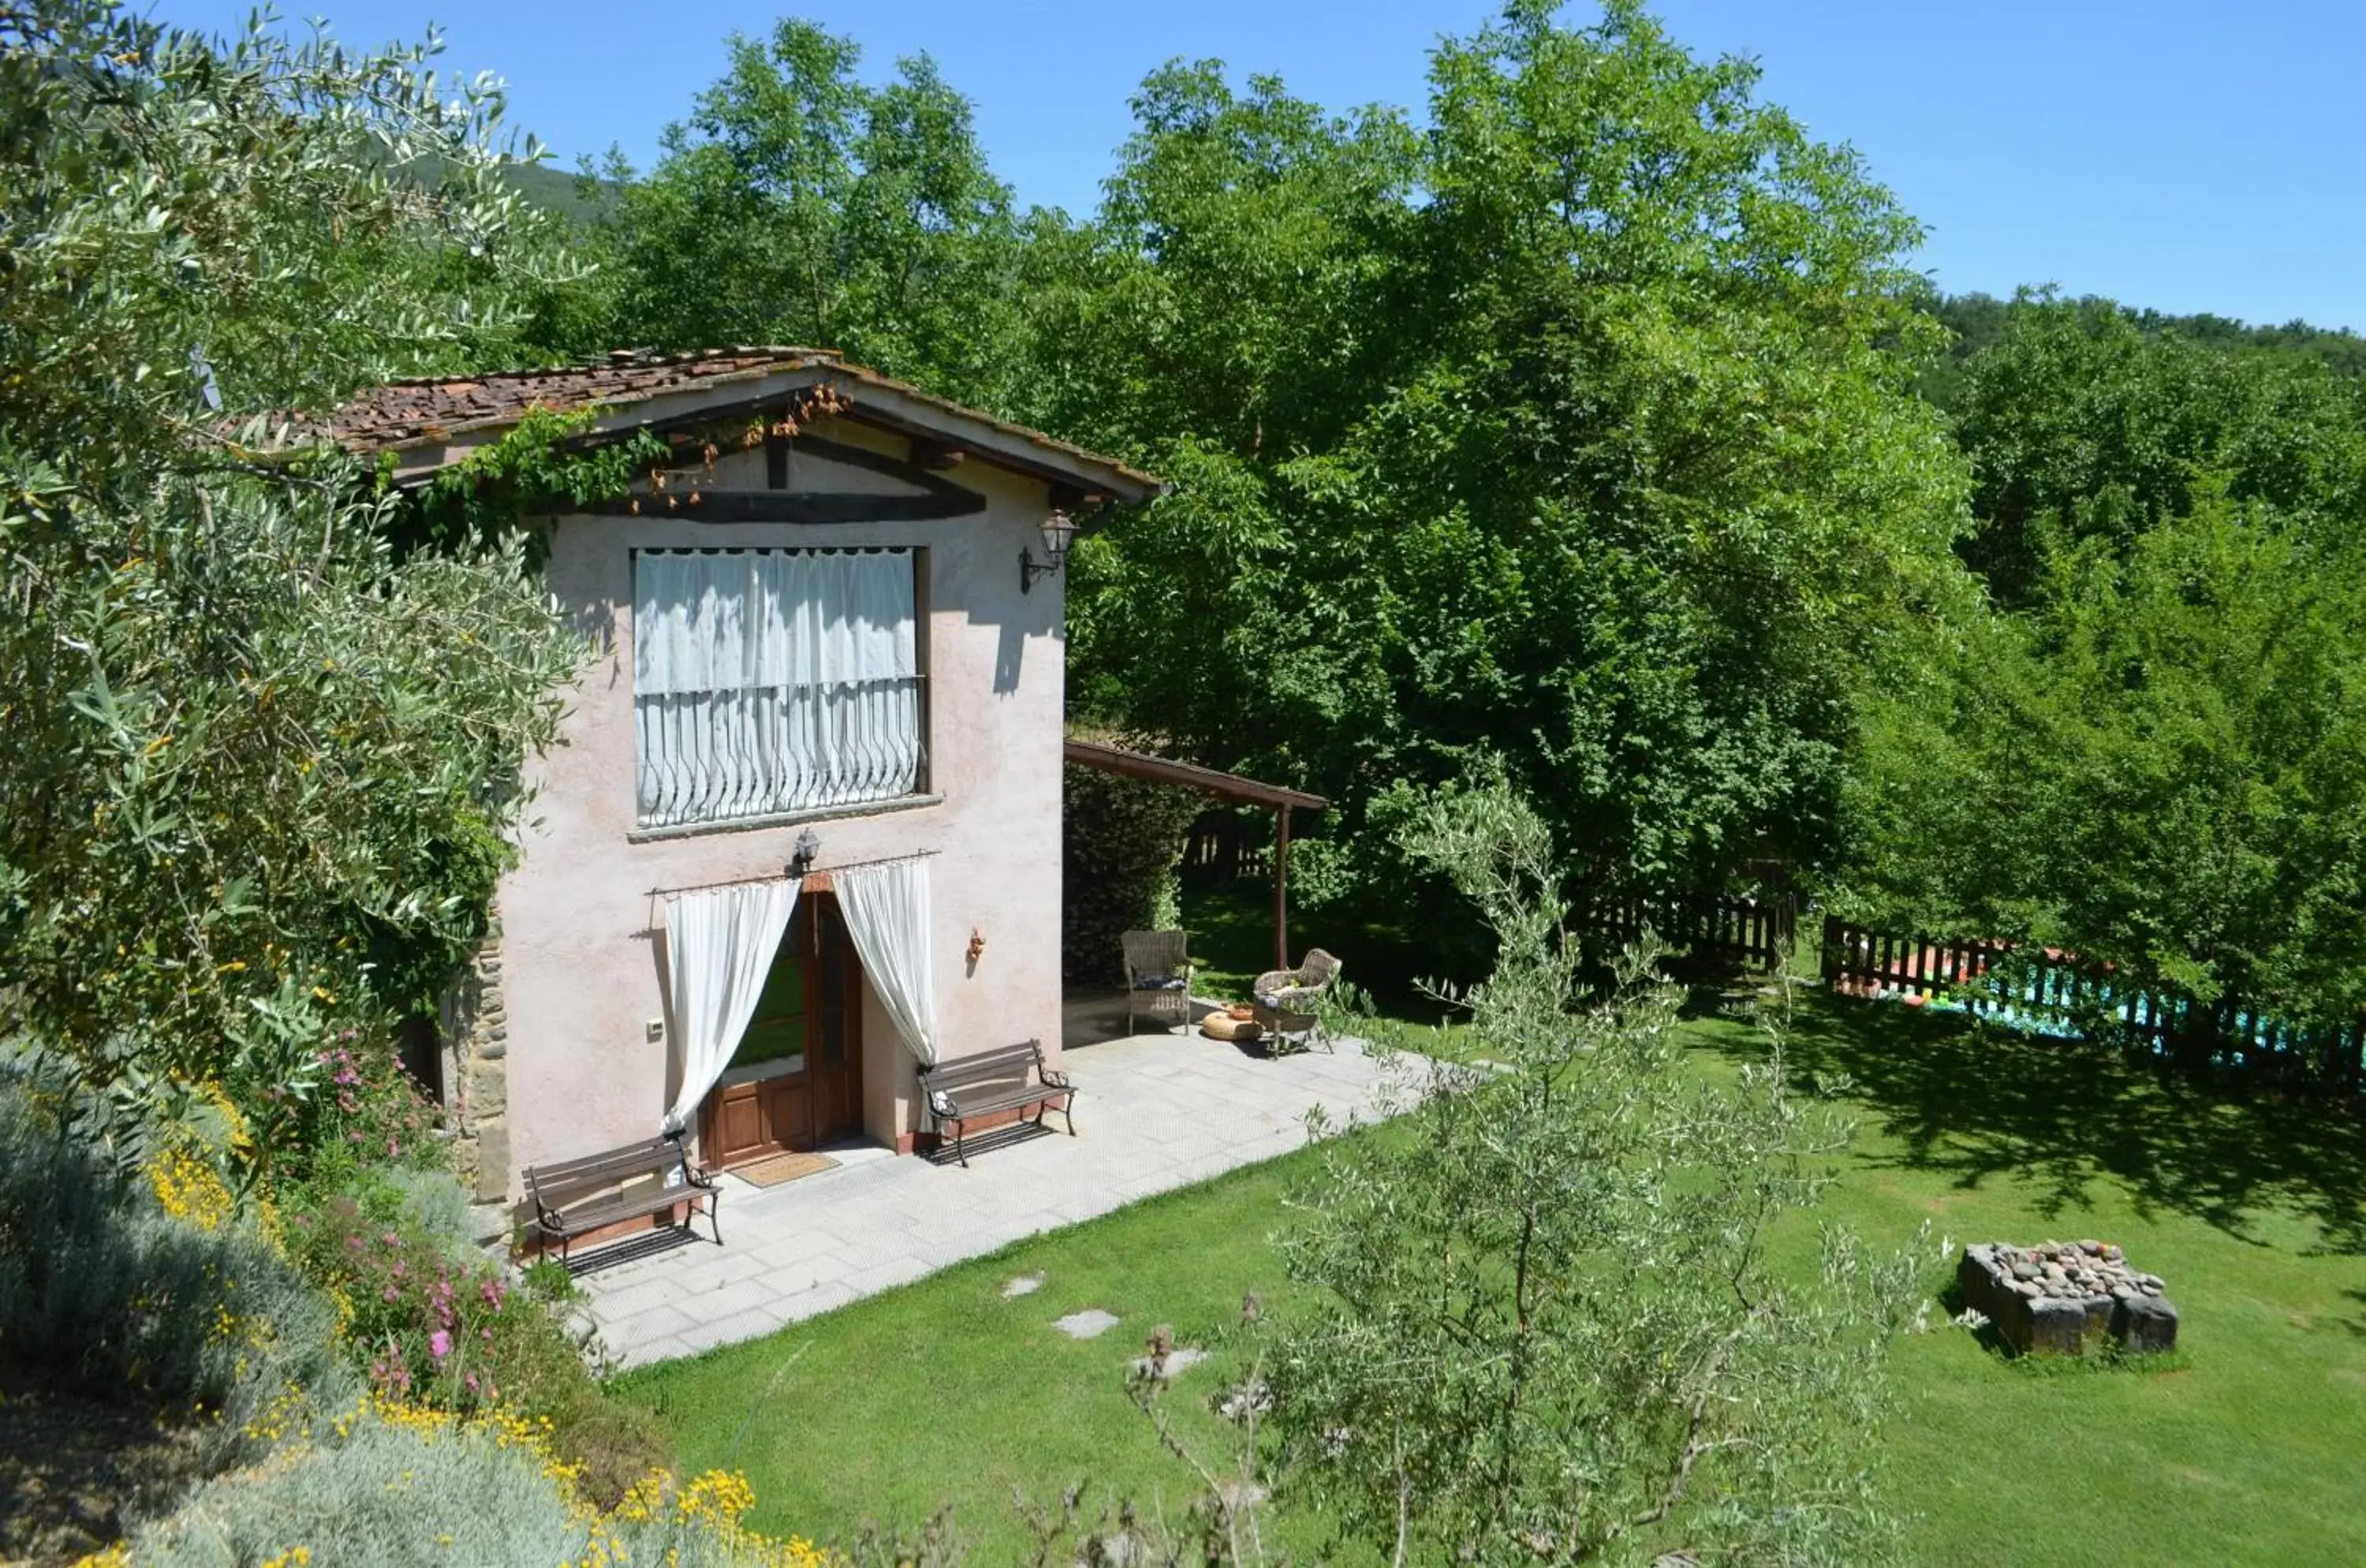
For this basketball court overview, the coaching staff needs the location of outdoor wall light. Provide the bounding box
[967,928,986,965]
[789,827,820,875]
[1019,511,1079,594]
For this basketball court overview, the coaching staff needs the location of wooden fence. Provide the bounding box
[1182,812,1271,880]
[1583,891,1798,973]
[1818,915,2366,1097]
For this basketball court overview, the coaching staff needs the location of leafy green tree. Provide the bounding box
[1920,292,2366,419]
[596,20,1027,408]
[1846,487,2366,1034]
[1046,1,1975,906]
[0,2,584,1130]
[1263,783,1921,1563]
[1949,293,2366,603]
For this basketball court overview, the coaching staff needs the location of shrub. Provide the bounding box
[375,1163,478,1255]
[107,1401,823,1568]
[279,1165,670,1502]
[264,1036,446,1192]
[0,1073,350,1468]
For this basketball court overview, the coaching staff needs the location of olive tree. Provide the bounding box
[0,2,588,1144]
[1260,784,1925,1564]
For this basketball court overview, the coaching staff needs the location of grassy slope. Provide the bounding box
[617,992,2366,1564]
[616,1158,1319,1559]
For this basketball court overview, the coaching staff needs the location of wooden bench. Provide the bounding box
[523,1132,721,1267]
[917,1040,1076,1167]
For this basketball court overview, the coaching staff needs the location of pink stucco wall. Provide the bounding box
[489,418,1068,1195]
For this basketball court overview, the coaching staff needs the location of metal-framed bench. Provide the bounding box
[522,1131,721,1267]
[917,1039,1076,1167]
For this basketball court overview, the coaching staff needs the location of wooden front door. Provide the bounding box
[698,894,865,1167]
[806,895,863,1143]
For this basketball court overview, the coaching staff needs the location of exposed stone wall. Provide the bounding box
[440,911,513,1204]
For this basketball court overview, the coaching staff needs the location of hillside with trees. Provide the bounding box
[564,3,2366,1046]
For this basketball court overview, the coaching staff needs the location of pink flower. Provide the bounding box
[429,1330,451,1359]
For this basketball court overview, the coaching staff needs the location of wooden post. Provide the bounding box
[1273,805,1293,972]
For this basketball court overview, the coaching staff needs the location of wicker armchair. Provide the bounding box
[1252,948,1342,1051]
[1121,929,1194,1035]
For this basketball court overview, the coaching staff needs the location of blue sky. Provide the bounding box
[159,2,2366,330]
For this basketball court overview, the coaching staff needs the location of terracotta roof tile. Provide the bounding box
[289,347,836,449]
[285,347,1162,498]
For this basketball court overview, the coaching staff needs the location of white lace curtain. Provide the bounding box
[659,879,802,1136]
[635,549,920,827]
[834,857,939,1067]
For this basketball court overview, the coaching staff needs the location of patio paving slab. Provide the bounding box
[578,1022,1409,1366]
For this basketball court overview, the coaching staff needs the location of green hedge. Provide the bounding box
[1061,760,1204,986]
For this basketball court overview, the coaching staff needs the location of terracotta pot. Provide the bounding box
[1226,1004,1255,1021]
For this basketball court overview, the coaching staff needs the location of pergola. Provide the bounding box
[1062,737,1328,971]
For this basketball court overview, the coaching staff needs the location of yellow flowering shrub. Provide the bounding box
[146,1144,233,1233]
[0,1075,349,1480]
[103,1395,833,1567]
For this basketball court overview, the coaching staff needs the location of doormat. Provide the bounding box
[733,1151,839,1189]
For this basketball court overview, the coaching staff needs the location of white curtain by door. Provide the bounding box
[833,857,939,1066]
[659,878,803,1135]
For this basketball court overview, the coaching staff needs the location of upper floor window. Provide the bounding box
[633,547,924,830]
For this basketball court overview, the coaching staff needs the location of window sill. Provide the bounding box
[628,793,943,845]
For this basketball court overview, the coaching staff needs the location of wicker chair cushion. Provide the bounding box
[1133,974,1189,991]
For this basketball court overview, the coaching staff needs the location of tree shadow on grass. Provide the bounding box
[1703,990,2366,1255]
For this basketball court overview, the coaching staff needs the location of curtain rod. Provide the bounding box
[646,846,939,901]
[636,545,911,557]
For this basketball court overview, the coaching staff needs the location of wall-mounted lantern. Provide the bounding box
[1019,511,1079,594]
[789,827,821,876]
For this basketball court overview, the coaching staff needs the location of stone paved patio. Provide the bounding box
[578,996,1407,1365]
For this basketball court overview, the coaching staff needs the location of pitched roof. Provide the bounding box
[286,346,1162,502]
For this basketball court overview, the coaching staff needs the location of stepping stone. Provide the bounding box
[1132,1346,1208,1380]
[1052,1309,1120,1339]
[1002,1274,1045,1298]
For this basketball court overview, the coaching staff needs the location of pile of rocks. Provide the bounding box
[1991,1239,2163,1302]
[1958,1240,2179,1356]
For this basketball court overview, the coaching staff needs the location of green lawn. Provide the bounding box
[616,1155,1328,1559]
[616,991,2366,1563]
